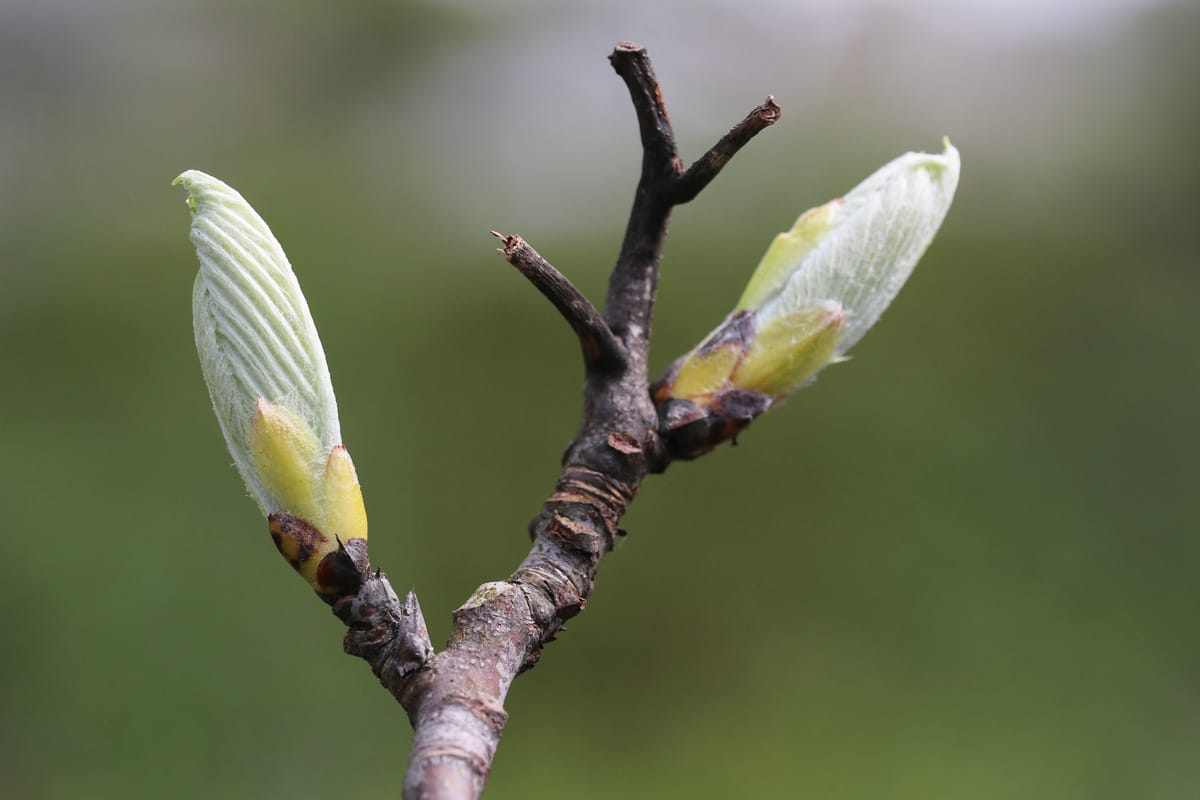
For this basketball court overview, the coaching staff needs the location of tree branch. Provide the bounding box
[609,41,680,178]
[325,42,781,800]
[493,231,626,375]
[671,96,781,204]
[603,43,680,361]
[603,45,778,364]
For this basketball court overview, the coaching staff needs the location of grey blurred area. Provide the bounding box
[2,1,1197,797]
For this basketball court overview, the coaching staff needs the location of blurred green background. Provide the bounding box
[3,1,1197,797]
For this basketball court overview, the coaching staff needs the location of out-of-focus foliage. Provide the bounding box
[1,2,1197,798]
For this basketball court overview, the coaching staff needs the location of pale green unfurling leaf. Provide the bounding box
[176,170,367,592]
[743,138,961,357]
[653,140,960,458]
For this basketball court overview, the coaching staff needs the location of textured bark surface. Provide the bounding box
[322,42,779,800]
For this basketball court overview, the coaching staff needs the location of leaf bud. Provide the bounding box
[176,170,368,595]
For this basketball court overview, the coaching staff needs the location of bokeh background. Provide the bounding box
[3,1,1197,797]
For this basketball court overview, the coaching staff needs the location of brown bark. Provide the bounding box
[322,42,779,799]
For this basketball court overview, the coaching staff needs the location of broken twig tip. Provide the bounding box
[760,97,782,123]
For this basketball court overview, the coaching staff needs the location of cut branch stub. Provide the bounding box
[493,231,626,375]
[609,42,680,177]
[672,96,781,204]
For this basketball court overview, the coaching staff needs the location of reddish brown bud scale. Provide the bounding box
[268,512,327,572]
[269,513,371,600]
[654,390,773,460]
[315,539,369,599]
